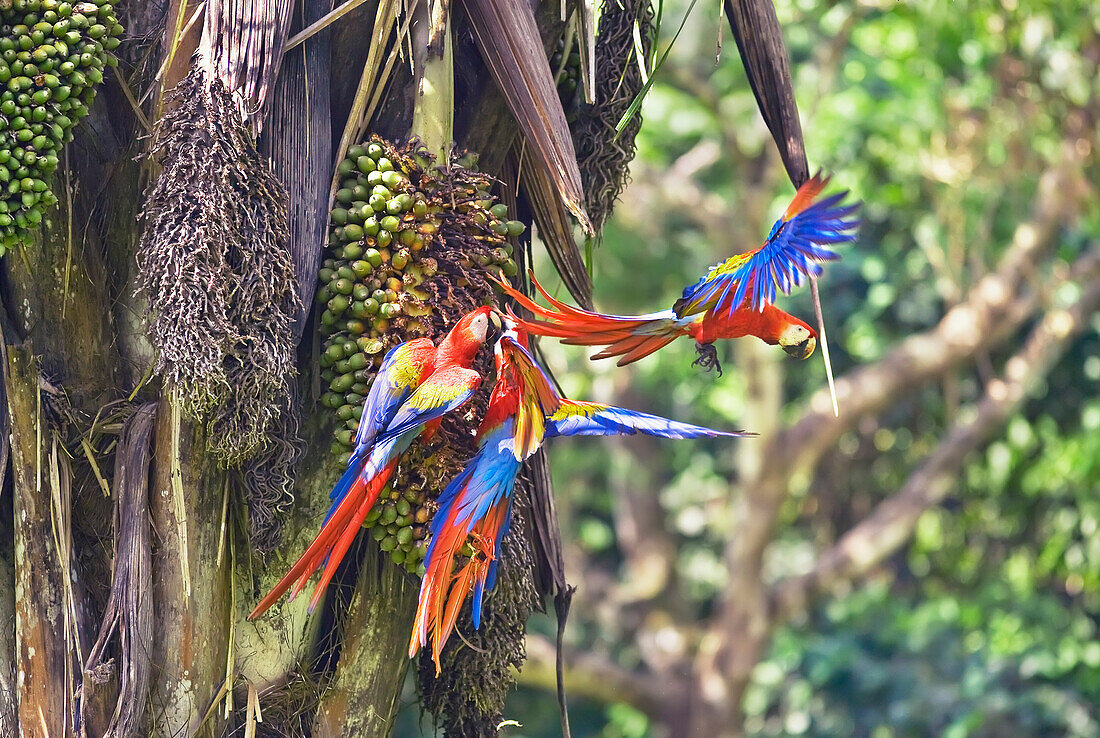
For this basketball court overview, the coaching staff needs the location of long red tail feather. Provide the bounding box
[248,464,394,620]
[491,273,691,365]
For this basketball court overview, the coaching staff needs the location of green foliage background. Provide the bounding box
[402,0,1100,734]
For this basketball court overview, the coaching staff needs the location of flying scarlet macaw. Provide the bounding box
[494,173,859,374]
[409,320,753,672]
[249,306,497,619]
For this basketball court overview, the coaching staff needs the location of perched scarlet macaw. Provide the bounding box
[409,320,753,672]
[495,173,859,374]
[249,306,497,619]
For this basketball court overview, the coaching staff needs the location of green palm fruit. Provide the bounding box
[319,135,535,570]
[356,155,375,173]
[381,170,405,189]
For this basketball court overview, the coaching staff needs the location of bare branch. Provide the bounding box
[771,248,1100,620]
[520,634,674,719]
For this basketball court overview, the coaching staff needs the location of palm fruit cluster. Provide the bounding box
[318,136,523,574]
[0,0,122,254]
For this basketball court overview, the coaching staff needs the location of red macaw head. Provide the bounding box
[778,316,817,360]
[436,306,499,363]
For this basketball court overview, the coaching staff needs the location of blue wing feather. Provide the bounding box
[675,184,860,316]
[425,422,522,629]
[546,401,755,439]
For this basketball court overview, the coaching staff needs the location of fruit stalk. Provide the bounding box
[410,0,453,165]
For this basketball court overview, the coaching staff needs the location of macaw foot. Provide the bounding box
[691,342,723,376]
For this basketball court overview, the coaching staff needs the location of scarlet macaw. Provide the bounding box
[409,320,753,671]
[495,172,859,374]
[249,306,497,619]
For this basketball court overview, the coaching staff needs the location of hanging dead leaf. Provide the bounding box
[518,145,594,308]
[723,0,809,186]
[460,0,593,235]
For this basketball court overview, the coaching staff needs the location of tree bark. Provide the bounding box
[146,401,232,738]
[6,347,72,738]
[0,479,15,736]
[312,553,417,737]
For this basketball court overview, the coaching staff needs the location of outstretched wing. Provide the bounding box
[674,172,859,316]
[546,400,755,439]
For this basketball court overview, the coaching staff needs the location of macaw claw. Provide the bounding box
[691,342,723,376]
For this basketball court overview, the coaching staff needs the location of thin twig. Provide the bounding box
[112,65,154,133]
[809,276,838,416]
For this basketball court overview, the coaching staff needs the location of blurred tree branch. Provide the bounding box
[520,634,676,719]
[771,245,1100,620]
[684,140,1092,736]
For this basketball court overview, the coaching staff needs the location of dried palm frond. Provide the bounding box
[260,0,334,334]
[723,0,808,186]
[518,145,594,308]
[80,403,157,738]
[461,0,593,235]
[570,0,597,105]
[199,0,296,135]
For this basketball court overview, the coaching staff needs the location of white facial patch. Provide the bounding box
[470,312,489,342]
[779,324,811,346]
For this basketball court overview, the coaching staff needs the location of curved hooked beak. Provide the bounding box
[782,335,817,360]
[489,309,504,330]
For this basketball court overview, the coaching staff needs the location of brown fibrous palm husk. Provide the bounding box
[136,65,301,545]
